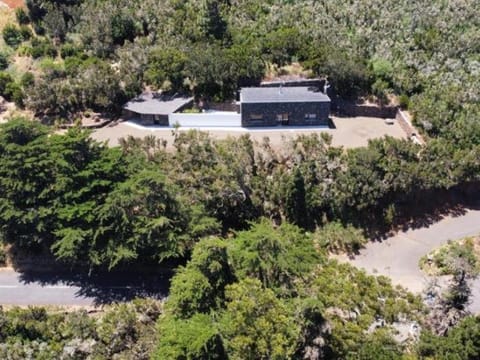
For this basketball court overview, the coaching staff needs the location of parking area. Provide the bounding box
[91,116,406,149]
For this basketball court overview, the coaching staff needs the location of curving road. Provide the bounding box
[337,208,480,313]
[1,208,479,308]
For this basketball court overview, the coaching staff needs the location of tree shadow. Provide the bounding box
[362,183,480,243]
[14,266,173,306]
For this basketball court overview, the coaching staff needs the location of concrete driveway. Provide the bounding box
[337,208,480,312]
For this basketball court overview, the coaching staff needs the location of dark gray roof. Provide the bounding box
[124,93,193,115]
[240,86,330,103]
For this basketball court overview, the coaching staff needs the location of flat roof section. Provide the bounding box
[240,86,330,104]
[124,93,193,115]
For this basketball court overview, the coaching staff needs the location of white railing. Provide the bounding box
[168,112,241,127]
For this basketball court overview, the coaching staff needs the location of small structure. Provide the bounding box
[124,93,193,125]
[240,86,330,127]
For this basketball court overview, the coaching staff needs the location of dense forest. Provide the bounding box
[0,0,480,359]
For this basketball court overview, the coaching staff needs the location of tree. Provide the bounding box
[418,316,480,359]
[155,313,226,360]
[284,168,308,228]
[220,278,299,360]
[167,237,233,318]
[0,118,54,249]
[228,219,320,294]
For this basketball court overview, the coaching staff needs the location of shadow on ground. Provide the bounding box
[361,182,480,242]
[16,268,173,306]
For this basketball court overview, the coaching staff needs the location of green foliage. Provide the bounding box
[221,278,300,360]
[2,24,24,48]
[20,72,35,88]
[349,330,403,360]
[0,246,6,266]
[0,299,162,359]
[0,72,14,95]
[314,221,367,255]
[417,316,480,359]
[284,168,308,228]
[167,237,232,318]
[15,8,30,25]
[420,238,480,277]
[155,313,225,360]
[229,219,320,294]
[60,43,80,59]
[0,53,9,71]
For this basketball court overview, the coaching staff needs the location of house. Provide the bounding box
[123,86,330,128]
[240,86,330,127]
[123,93,193,125]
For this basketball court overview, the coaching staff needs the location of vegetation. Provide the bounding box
[0,299,162,359]
[0,0,478,358]
[155,222,423,359]
[420,236,480,277]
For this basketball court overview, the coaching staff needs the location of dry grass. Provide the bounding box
[0,6,15,51]
[264,62,314,81]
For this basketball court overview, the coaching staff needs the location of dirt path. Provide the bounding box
[336,208,480,312]
[0,0,24,9]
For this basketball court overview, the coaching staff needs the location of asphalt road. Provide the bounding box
[0,269,171,306]
[1,208,479,308]
[338,208,480,313]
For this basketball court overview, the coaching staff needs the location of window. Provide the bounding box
[304,113,317,120]
[250,113,263,120]
[276,113,289,125]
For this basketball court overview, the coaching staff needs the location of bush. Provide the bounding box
[2,24,24,48]
[60,43,79,59]
[30,39,58,59]
[32,22,45,36]
[19,26,33,40]
[15,8,30,25]
[314,222,367,255]
[0,246,6,266]
[20,72,35,88]
[398,94,410,110]
[0,53,9,70]
[0,71,14,95]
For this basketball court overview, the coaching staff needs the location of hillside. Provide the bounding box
[0,1,479,359]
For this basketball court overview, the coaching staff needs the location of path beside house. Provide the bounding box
[336,208,480,313]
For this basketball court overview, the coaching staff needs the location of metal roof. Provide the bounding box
[124,93,193,115]
[240,86,330,103]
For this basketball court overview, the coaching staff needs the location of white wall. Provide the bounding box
[168,112,241,128]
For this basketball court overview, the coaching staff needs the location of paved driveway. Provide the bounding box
[337,208,480,312]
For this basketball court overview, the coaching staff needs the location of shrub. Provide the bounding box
[314,221,367,255]
[60,43,79,59]
[5,82,25,107]
[398,94,410,110]
[15,8,30,25]
[0,71,14,95]
[20,72,35,88]
[0,246,6,266]
[2,24,24,48]
[30,39,58,59]
[0,53,9,70]
[19,26,33,40]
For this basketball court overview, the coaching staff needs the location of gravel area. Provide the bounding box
[91,116,406,149]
